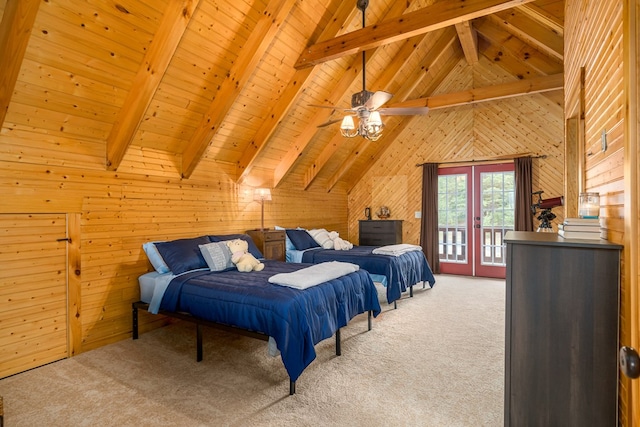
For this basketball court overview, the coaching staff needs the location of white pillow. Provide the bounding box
[199,242,234,271]
[309,228,334,249]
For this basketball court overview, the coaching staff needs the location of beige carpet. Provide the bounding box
[0,274,506,427]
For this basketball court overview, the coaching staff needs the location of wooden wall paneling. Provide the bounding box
[67,213,81,356]
[0,0,40,128]
[565,116,580,217]
[623,0,640,423]
[0,213,68,378]
[565,0,629,423]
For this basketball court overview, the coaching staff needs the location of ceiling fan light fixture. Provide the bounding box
[368,111,382,126]
[340,115,359,137]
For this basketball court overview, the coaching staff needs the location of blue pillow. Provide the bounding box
[208,234,263,259]
[155,236,211,275]
[286,229,320,251]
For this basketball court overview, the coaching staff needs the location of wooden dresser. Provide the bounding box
[358,220,402,246]
[245,229,286,261]
[503,231,621,426]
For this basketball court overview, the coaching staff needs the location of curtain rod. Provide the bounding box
[415,154,547,167]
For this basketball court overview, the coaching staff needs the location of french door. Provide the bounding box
[437,163,515,278]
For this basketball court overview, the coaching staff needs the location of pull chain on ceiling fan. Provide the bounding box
[312,0,430,141]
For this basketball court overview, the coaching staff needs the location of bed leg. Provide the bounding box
[132,303,139,340]
[196,323,203,362]
[368,310,372,331]
[393,300,397,309]
[410,285,414,298]
[335,329,341,356]
[290,380,296,395]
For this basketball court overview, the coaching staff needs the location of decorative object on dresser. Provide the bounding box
[253,188,272,230]
[557,217,602,240]
[376,205,390,219]
[504,231,621,426]
[359,220,402,246]
[530,190,563,232]
[246,229,286,261]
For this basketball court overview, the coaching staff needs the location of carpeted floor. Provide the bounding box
[0,274,506,427]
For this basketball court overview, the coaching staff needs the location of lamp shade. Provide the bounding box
[340,115,355,130]
[253,188,272,201]
[368,111,382,125]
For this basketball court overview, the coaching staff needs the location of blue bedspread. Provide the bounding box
[160,260,381,382]
[301,246,436,304]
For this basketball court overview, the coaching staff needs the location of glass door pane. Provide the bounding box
[474,164,514,278]
[438,167,472,276]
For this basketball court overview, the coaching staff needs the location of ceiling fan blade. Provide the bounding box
[317,118,344,128]
[364,91,393,110]
[377,106,430,116]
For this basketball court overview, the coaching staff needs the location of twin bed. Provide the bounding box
[135,230,435,394]
[282,228,436,306]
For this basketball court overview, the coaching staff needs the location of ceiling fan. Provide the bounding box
[312,0,430,141]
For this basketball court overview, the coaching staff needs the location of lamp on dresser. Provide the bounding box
[253,188,271,230]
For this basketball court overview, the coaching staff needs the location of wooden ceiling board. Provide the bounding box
[0,0,564,187]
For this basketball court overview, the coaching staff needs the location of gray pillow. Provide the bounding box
[199,242,234,272]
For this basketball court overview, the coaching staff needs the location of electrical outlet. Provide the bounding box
[414,211,421,219]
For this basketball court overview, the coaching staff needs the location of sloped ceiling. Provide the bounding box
[0,0,563,192]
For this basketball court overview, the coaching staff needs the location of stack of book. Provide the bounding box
[558,218,602,240]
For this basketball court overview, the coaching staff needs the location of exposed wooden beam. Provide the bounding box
[235,0,358,184]
[0,0,40,129]
[517,3,564,37]
[272,0,414,187]
[385,73,563,111]
[456,21,479,65]
[303,28,458,190]
[181,0,296,179]
[487,9,563,61]
[475,17,563,75]
[294,0,536,69]
[106,0,201,171]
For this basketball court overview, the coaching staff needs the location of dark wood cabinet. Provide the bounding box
[359,220,402,246]
[246,229,286,261]
[504,231,621,426]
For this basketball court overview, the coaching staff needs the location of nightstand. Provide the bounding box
[246,229,286,261]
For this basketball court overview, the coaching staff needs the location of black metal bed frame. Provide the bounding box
[132,301,373,395]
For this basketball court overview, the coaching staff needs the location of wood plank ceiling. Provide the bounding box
[0,0,564,192]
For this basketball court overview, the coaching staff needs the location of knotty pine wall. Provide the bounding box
[0,144,348,355]
[348,56,565,243]
[565,0,637,424]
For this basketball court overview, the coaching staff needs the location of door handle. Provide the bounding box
[620,346,640,379]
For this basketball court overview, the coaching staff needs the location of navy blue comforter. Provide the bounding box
[301,246,436,304]
[160,260,381,382]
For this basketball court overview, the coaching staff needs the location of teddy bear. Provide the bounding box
[225,238,264,272]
